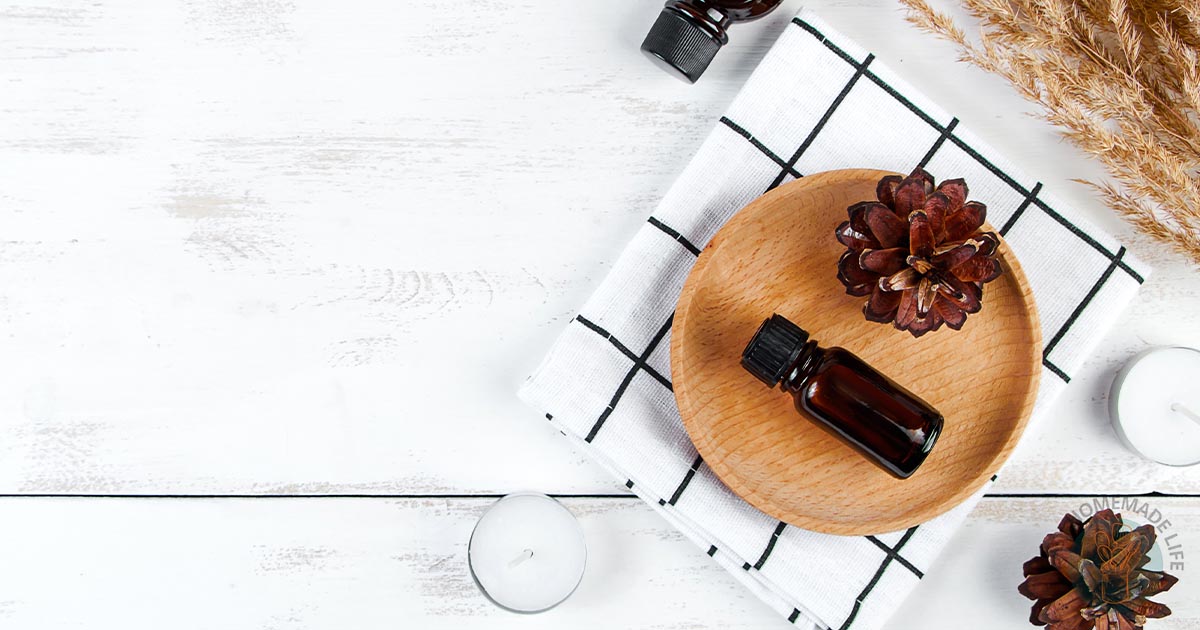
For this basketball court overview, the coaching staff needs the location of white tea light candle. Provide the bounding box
[468,493,586,613]
[1110,347,1200,466]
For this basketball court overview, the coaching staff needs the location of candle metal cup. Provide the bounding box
[1110,346,1200,467]
[467,492,587,614]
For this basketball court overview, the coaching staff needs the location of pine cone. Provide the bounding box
[1019,509,1178,630]
[835,168,1003,337]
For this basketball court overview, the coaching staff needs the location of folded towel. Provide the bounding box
[519,9,1148,630]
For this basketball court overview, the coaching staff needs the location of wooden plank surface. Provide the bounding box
[0,0,1198,627]
[0,496,1193,629]
[0,0,1197,496]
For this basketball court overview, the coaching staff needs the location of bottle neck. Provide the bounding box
[664,1,732,43]
[779,341,822,393]
[667,0,783,26]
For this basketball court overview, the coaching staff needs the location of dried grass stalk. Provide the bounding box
[900,0,1200,265]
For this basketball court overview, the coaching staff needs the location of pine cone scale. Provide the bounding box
[864,286,901,322]
[837,251,877,296]
[933,299,966,329]
[909,210,935,258]
[893,174,932,215]
[1041,588,1091,627]
[1093,609,1135,630]
[1120,598,1171,620]
[864,203,907,247]
[1020,570,1075,600]
[930,240,977,267]
[937,178,967,208]
[945,201,986,240]
[861,248,908,275]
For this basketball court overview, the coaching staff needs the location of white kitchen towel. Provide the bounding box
[519,9,1149,630]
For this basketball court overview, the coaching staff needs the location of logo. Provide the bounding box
[1070,496,1184,572]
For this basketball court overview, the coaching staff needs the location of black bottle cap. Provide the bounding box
[741,314,810,386]
[641,8,724,84]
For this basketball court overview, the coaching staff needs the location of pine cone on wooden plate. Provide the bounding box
[836,168,1003,337]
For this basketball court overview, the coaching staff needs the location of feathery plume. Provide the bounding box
[901,0,1200,265]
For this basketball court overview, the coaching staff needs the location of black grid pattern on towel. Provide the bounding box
[575,314,673,443]
[730,17,1147,385]
[838,527,920,630]
[572,210,927,629]
[562,16,1142,629]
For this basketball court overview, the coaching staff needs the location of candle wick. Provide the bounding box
[1171,402,1200,425]
[508,548,534,568]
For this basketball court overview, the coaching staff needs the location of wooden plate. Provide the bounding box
[671,169,1041,535]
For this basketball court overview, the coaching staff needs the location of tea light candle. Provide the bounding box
[467,493,587,613]
[1110,347,1200,467]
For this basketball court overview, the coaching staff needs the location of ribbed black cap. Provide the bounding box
[641,9,723,84]
[741,315,810,387]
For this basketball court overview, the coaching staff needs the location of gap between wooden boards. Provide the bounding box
[0,492,1192,499]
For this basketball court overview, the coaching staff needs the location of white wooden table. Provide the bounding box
[0,1,1197,628]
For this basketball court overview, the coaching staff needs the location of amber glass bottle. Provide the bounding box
[641,0,785,83]
[741,314,944,479]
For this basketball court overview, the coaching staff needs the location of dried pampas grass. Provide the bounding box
[900,0,1200,265]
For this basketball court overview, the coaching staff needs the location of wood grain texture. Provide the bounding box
[0,496,1192,630]
[0,0,1195,496]
[672,170,1040,534]
[0,1,1195,626]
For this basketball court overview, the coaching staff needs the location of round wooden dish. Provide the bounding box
[671,169,1041,535]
